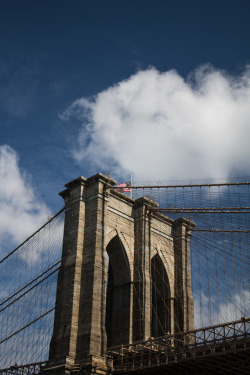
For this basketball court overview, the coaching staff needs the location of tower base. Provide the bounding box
[42,355,113,375]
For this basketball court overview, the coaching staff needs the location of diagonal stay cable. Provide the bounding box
[0,308,55,345]
[0,261,61,308]
[191,233,250,270]
[0,264,60,313]
[0,208,64,265]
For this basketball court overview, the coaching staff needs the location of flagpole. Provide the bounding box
[130,174,132,198]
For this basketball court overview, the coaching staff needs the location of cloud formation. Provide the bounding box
[194,289,250,328]
[0,145,50,255]
[64,65,250,180]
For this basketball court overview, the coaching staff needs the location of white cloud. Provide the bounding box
[0,145,50,255]
[63,65,250,180]
[193,289,250,329]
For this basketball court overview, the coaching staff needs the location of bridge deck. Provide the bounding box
[107,318,250,374]
[0,319,249,374]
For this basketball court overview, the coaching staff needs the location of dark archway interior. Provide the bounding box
[151,254,171,337]
[105,236,131,347]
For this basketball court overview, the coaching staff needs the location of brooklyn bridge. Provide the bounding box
[0,174,249,374]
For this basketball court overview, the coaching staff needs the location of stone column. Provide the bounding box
[46,177,87,374]
[173,218,195,333]
[133,197,157,342]
[75,174,115,362]
[44,174,115,375]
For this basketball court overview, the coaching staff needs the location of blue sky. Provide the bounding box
[1,0,250,252]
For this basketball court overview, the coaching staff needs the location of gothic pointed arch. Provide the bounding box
[105,235,132,347]
[151,253,171,337]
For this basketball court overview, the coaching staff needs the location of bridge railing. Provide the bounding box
[0,361,46,375]
[107,317,250,372]
[0,318,249,374]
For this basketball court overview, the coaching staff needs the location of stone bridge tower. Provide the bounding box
[44,174,194,375]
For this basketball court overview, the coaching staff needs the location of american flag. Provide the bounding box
[117,182,131,192]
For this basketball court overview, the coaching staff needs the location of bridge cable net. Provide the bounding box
[0,209,64,369]
[0,181,249,373]
[103,181,250,374]
[113,180,249,337]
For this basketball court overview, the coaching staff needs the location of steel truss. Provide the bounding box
[107,318,250,374]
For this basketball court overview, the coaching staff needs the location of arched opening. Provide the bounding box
[151,254,171,337]
[105,235,131,347]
